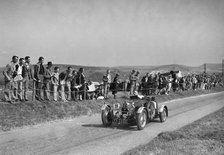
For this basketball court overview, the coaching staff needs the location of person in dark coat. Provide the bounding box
[141,73,149,95]
[76,68,87,100]
[112,74,120,99]
[33,57,45,101]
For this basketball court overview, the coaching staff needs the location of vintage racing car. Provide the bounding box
[101,96,168,130]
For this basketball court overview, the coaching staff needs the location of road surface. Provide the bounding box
[0,92,224,155]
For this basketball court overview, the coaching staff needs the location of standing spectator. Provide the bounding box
[172,75,179,92]
[102,69,111,99]
[148,74,153,95]
[158,75,163,95]
[192,75,197,90]
[211,73,217,87]
[153,73,160,95]
[14,58,25,101]
[33,57,45,101]
[3,56,19,103]
[59,70,68,102]
[111,74,120,99]
[65,66,73,101]
[51,67,60,101]
[185,76,192,90]
[76,68,87,100]
[179,76,185,91]
[129,70,136,95]
[43,62,53,101]
[135,71,140,92]
[23,56,33,101]
[141,73,149,95]
[76,68,86,85]
[166,75,173,95]
[71,70,78,100]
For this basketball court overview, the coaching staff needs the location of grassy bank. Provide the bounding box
[0,87,223,132]
[123,107,224,155]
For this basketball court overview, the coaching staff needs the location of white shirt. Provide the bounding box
[17,65,23,75]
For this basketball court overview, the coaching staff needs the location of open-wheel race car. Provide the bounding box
[101,96,168,130]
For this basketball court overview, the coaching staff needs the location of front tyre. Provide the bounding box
[159,108,167,122]
[136,109,147,130]
[101,110,112,127]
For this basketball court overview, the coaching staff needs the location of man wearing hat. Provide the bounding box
[43,61,53,100]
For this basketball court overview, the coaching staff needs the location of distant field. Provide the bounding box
[123,107,224,155]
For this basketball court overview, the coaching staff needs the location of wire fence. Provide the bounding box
[0,76,223,103]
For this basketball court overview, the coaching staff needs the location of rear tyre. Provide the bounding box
[101,110,112,127]
[159,108,167,122]
[136,109,147,130]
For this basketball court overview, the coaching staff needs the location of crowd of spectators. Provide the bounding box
[2,56,87,103]
[138,71,223,96]
[2,55,224,103]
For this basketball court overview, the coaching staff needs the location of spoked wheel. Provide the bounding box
[137,109,147,130]
[159,108,167,122]
[101,109,112,127]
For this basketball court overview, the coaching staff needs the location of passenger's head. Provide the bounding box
[12,56,19,63]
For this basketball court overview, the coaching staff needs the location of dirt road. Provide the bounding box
[1,92,224,155]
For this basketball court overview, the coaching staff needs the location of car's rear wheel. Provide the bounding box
[136,109,147,130]
[101,110,112,127]
[159,108,167,122]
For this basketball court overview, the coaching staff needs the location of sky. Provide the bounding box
[0,0,224,67]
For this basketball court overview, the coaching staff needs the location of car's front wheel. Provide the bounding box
[101,110,112,127]
[159,108,167,122]
[136,109,147,130]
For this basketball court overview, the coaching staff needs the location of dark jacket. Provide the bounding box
[33,63,45,81]
[76,72,86,85]
[22,63,33,80]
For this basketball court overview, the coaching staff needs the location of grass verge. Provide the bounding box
[0,87,223,132]
[123,107,224,155]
